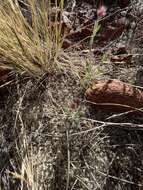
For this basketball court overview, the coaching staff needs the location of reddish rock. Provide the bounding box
[85,79,143,114]
[0,68,11,97]
[118,0,130,8]
[0,68,10,82]
[110,54,132,64]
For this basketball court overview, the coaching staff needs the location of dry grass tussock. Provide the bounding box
[0,0,67,77]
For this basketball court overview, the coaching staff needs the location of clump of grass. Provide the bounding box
[8,128,38,190]
[0,0,64,77]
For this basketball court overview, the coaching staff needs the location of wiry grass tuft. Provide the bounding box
[9,129,39,190]
[0,0,64,77]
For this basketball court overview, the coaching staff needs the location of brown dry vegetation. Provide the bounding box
[0,0,143,190]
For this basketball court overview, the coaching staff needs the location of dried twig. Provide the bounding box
[70,118,143,137]
[97,169,142,187]
[66,130,70,190]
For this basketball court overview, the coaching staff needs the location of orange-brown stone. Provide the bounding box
[85,79,143,114]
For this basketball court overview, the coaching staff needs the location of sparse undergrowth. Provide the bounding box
[0,0,143,190]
